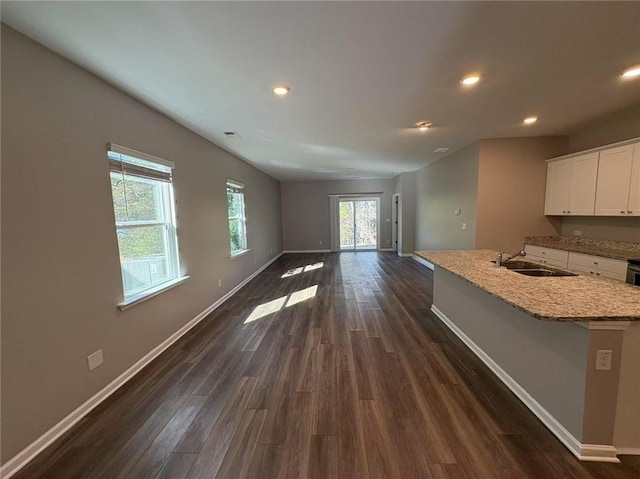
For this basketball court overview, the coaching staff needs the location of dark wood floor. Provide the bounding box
[14,252,640,479]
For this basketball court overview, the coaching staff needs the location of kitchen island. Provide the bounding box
[415,249,640,463]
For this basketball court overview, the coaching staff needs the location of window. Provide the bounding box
[226,180,248,256]
[108,144,181,301]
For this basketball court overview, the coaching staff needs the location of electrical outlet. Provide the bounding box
[595,350,612,371]
[87,349,104,371]
[454,209,462,216]
[319,240,323,245]
[218,278,222,288]
[573,230,582,236]
[461,222,467,231]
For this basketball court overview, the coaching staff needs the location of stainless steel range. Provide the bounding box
[627,260,640,286]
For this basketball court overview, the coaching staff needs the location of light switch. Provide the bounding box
[461,222,467,230]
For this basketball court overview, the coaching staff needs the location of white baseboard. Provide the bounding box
[430,304,620,464]
[282,249,331,253]
[412,255,434,270]
[0,252,284,479]
[398,252,413,257]
[617,447,640,456]
[379,248,394,252]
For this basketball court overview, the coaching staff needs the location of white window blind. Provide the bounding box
[107,143,173,183]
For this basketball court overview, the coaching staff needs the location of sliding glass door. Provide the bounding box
[339,199,378,250]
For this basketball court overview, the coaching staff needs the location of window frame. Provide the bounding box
[107,143,186,309]
[226,180,249,257]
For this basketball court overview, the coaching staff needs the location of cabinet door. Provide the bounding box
[569,153,598,215]
[628,143,640,216]
[545,160,571,215]
[594,145,633,216]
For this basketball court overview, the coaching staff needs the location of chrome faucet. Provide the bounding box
[495,250,526,267]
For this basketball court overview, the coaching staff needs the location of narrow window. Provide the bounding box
[227,180,248,256]
[108,144,181,300]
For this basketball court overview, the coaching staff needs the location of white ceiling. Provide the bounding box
[2,1,640,181]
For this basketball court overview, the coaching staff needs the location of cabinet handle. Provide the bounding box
[621,210,625,214]
[628,210,633,214]
[596,273,601,276]
[593,261,598,265]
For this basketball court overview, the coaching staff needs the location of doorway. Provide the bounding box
[339,198,379,250]
[392,193,400,254]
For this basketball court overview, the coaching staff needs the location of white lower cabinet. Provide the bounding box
[524,245,627,282]
[567,252,628,281]
[524,245,569,268]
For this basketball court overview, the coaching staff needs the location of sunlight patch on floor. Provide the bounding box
[281,262,324,278]
[244,285,318,323]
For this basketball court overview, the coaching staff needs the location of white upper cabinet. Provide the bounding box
[545,160,572,215]
[628,143,640,216]
[569,153,599,215]
[594,145,634,216]
[545,139,640,217]
[545,153,598,215]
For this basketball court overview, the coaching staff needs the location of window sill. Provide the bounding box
[118,276,190,311]
[230,249,251,259]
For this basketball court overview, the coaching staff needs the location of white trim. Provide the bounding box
[0,252,283,479]
[398,252,413,257]
[107,142,175,168]
[230,248,251,259]
[412,255,435,270]
[118,276,189,311]
[576,321,631,331]
[547,137,640,163]
[616,447,640,456]
[430,304,620,463]
[282,249,331,253]
[327,192,383,197]
[578,445,620,462]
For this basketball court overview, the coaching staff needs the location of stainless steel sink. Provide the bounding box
[514,269,577,277]
[492,260,577,277]
[501,261,544,270]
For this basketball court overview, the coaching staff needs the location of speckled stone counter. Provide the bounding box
[415,249,640,321]
[524,236,640,261]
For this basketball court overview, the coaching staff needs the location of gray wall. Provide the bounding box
[281,178,395,251]
[561,105,640,243]
[476,137,566,252]
[433,267,588,440]
[398,172,416,255]
[392,172,416,255]
[561,217,640,243]
[1,26,282,463]
[567,104,640,153]
[415,143,480,251]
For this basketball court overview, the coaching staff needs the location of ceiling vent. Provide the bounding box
[223,131,241,138]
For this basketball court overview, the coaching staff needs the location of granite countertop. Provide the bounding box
[524,236,640,261]
[415,249,640,322]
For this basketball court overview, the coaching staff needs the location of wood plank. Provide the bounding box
[185,376,258,478]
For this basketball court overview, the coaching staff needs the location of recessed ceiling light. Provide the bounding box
[416,121,432,131]
[461,74,481,86]
[621,65,640,79]
[523,116,538,125]
[273,85,291,96]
